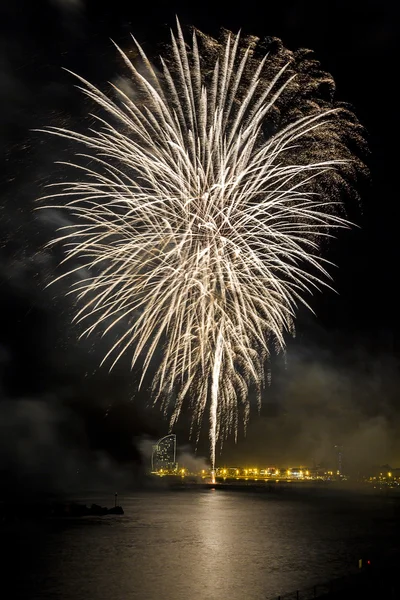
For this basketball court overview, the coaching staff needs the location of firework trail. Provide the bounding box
[39,20,363,473]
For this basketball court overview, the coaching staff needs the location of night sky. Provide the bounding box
[0,0,398,493]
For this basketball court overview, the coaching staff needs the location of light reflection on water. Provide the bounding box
[3,489,400,600]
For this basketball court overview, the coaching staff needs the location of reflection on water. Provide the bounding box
[2,489,400,600]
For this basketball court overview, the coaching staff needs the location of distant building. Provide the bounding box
[288,467,304,478]
[151,434,177,472]
[264,467,278,476]
[334,445,344,476]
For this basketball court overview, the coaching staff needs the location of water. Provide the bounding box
[2,488,400,600]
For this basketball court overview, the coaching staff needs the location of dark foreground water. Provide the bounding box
[2,488,400,600]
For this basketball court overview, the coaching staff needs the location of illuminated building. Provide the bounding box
[260,467,278,476]
[151,434,177,472]
[289,467,305,478]
[334,445,343,476]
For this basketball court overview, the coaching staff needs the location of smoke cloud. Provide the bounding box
[177,446,209,473]
[138,437,209,473]
[0,394,148,500]
[220,334,400,473]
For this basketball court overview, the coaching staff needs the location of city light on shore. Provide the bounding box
[149,435,400,489]
[150,461,400,491]
[151,464,349,482]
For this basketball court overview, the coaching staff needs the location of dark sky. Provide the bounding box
[0,0,398,491]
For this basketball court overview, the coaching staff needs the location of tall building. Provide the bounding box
[334,445,343,476]
[151,434,177,472]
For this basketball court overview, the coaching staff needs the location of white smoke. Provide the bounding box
[138,437,209,474]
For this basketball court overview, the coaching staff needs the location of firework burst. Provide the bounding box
[39,20,363,470]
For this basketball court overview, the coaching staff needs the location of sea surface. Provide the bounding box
[2,487,400,600]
